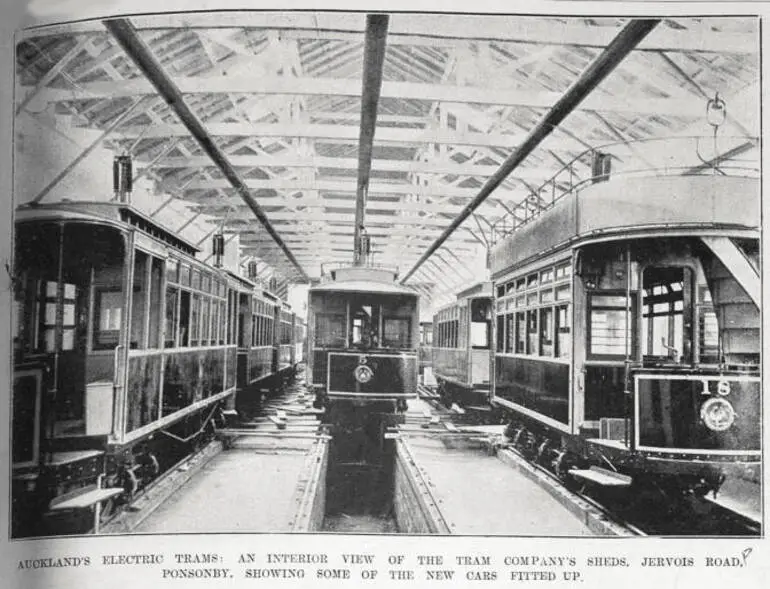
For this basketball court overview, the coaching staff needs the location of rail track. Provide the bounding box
[416,384,761,537]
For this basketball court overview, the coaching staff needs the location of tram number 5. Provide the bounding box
[701,379,731,396]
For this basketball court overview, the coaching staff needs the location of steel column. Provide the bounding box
[105,18,309,282]
[353,14,389,265]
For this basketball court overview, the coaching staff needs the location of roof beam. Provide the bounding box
[400,19,661,284]
[28,75,702,118]
[142,154,555,180]
[16,36,90,116]
[355,14,389,265]
[110,121,589,152]
[24,15,755,53]
[215,209,469,228]
[174,178,519,200]
[104,18,309,282]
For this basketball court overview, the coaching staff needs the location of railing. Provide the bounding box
[489,135,759,245]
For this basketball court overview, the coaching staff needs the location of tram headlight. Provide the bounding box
[700,397,736,432]
[354,364,374,384]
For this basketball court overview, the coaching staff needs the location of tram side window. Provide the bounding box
[201,298,210,346]
[130,252,148,349]
[315,314,345,347]
[496,315,505,352]
[190,294,201,346]
[148,258,163,349]
[539,307,553,356]
[179,291,191,347]
[515,311,526,354]
[165,287,179,348]
[211,299,219,345]
[219,300,227,345]
[526,310,538,354]
[588,294,635,358]
[555,304,571,358]
[93,288,122,350]
[129,252,164,349]
[229,292,239,345]
[505,313,514,353]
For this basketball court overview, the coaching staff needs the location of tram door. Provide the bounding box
[469,298,491,387]
[16,224,112,442]
[236,293,250,388]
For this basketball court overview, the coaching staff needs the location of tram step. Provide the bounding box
[47,450,104,467]
[568,466,632,487]
[49,486,123,511]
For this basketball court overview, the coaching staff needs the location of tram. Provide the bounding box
[431,282,493,409]
[488,139,760,497]
[11,198,302,536]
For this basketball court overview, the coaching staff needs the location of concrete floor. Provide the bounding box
[133,439,315,534]
[404,436,592,536]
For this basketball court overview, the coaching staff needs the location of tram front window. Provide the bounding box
[642,267,692,365]
[351,303,380,348]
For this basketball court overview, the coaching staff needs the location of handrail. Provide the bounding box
[489,134,759,244]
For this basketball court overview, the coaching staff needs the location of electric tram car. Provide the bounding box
[431,282,493,409]
[230,274,304,416]
[307,263,420,410]
[487,153,760,498]
[11,199,303,537]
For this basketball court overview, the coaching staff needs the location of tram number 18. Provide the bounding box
[700,379,731,397]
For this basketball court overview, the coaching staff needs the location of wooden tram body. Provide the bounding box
[11,201,302,536]
[431,282,494,408]
[307,265,420,406]
[488,166,760,495]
